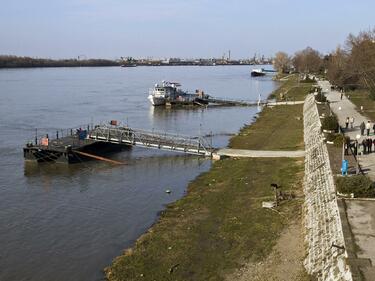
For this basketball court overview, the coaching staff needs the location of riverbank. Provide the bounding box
[0,55,269,68]
[105,75,313,281]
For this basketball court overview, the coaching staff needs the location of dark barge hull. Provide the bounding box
[24,142,128,164]
[251,71,266,77]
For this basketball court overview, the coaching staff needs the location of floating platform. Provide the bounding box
[24,124,214,164]
[23,134,126,164]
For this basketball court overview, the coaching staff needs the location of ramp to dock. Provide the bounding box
[88,125,213,156]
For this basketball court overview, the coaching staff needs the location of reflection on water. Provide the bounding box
[0,66,277,281]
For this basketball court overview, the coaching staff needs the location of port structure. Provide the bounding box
[88,125,213,157]
[24,124,214,164]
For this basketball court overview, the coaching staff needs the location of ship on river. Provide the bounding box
[148,81,210,106]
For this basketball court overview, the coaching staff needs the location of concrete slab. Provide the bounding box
[345,200,375,281]
[217,148,305,158]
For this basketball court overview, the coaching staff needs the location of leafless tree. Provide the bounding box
[273,51,291,73]
[292,47,323,74]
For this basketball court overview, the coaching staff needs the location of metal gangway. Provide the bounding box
[88,125,214,156]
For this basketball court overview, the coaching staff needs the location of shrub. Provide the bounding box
[325,133,337,142]
[369,88,375,100]
[300,75,316,83]
[322,115,338,131]
[336,175,375,197]
[310,86,322,94]
[315,92,327,103]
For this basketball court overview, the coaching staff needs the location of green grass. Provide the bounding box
[269,74,314,101]
[105,77,308,281]
[105,158,304,281]
[348,89,375,120]
[229,104,304,150]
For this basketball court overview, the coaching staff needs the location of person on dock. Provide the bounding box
[366,121,371,136]
[360,121,365,136]
[350,116,355,129]
[345,117,349,129]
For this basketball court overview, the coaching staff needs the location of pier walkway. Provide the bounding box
[24,124,214,163]
[88,125,213,156]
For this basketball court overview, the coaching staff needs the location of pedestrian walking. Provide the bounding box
[362,139,367,154]
[368,138,372,153]
[344,142,349,155]
[350,116,354,128]
[345,117,349,129]
[354,140,358,155]
[366,121,371,136]
[360,121,366,135]
[340,92,343,100]
[373,123,375,134]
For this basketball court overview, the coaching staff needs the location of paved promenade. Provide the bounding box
[216,148,305,158]
[319,80,375,180]
[320,80,375,280]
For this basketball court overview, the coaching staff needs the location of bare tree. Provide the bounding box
[273,51,291,73]
[292,47,323,74]
[346,29,375,96]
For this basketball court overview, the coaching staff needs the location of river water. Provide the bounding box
[0,66,277,281]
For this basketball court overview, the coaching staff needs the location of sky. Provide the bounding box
[0,0,374,59]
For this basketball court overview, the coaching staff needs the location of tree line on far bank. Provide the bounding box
[0,55,119,68]
[273,28,375,98]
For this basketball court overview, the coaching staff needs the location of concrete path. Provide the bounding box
[319,80,375,180]
[216,148,305,158]
[267,100,304,106]
[345,200,375,280]
[319,80,370,140]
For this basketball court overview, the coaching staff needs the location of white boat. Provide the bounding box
[148,81,186,106]
[251,68,266,77]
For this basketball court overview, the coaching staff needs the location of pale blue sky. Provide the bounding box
[0,0,374,59]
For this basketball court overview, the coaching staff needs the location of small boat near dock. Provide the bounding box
[147,81,264,107]
[251,68,266,77]
[148,81,209,106]
[251,68,277,77]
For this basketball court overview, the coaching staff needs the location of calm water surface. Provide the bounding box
[0,66,277,281]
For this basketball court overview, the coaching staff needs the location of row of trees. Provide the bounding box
[0,56,120,68]
[273,47,323,75]
[273,28,375,98]
[327,29,375,97]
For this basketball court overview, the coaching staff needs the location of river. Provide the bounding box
[0,65,278,281]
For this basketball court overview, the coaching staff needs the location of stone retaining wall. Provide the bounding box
[303,94,353,281]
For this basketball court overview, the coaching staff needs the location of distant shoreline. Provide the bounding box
[0,55,271,69]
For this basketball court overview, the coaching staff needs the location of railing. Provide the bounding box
[88,125,213,156]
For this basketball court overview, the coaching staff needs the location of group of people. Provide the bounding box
[345,138,375,156]
[345,117,375,136]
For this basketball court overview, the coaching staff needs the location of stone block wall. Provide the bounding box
[303,94,353,281]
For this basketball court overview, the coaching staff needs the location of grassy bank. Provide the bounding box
[347,89,375,120]
[106,158,303,281]
[105,77,311,281]
[270,74,314,101]
[229,104,304,150]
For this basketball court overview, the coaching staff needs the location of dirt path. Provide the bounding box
[226,216,309,281]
